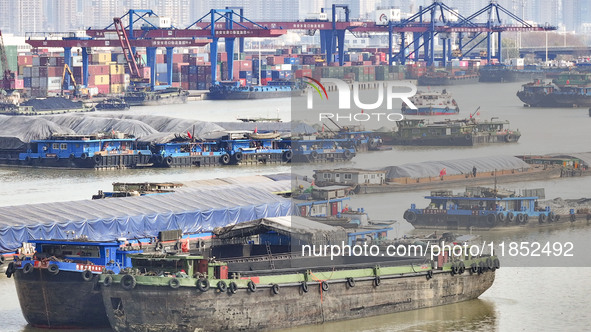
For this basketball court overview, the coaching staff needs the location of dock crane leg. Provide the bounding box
[146,47,156,90]
[225,38,235,81]
[497,31,502,62]
[64,47,72,89]
[82,48,89,86]
[336,30,345,66]
[166,47,173,86]
[210,38,218,85]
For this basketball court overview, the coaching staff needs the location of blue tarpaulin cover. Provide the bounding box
[0,184,291,252]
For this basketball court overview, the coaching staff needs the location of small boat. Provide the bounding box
[123,87,189,106]
[402,89,459,116]
[290,136,356,163]
[208,80,303,100]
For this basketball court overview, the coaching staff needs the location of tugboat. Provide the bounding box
[123,87,189,106]
[403,186,557,229]
[16,133,152,168]
[378,113,520,146]
[99,252,497,332]
[208,80,302,100]
[401,89,460,116]
[418,70,479,86]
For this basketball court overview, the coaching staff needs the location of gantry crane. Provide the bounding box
[0,30,16,92]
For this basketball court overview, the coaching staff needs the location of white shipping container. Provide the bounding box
[88,87,99,96]
[33,57,40,66]
[375,9,401,25]
[280,64,292,71]
[72,56,83,67]
[509,58,525,66]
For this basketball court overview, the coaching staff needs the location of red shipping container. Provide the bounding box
[217,52,227,62]
[110,74,124,84]
[48,66,62,77]
[18,55,33,66]
[156,54,165,63]
[95,84,110,94]
[181,82,189,90]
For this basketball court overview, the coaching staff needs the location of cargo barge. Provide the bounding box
[208,81,301,100]
[100,252,497,332]
[401,186,584,230]
[418,71,479,86]
[12,134,152,168]
[123,87,188,106]
[378,117,520,146]
[479,65,545,83]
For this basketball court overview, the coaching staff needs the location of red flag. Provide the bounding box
[187,131,192,139]
[322,124,325,132]
[361,109,364,113]
[254,126,258,133]
[476,111,480,116]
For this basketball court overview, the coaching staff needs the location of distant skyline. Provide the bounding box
[0,0,589,36]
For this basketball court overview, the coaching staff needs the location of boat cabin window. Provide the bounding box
[60,143,67,150]
[52,143,60,150]
[40,244,101,258]
[344,173,352,180]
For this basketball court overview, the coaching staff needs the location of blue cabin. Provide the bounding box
[21,239,142,275]
[217,132,291,165]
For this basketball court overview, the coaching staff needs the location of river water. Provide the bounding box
[1,81,591,331]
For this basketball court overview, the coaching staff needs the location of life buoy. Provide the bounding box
[505,134,513,142]
[80,153,88,160]
[164,156,173,167]
[103,275,113,287]
[282,150,292,162]
[301,281,309,293]
[321,281,329,291]
[93,155,102,165]
[373,276,381,287]
[271,283,280,295]
[498,213,507,222]
[309,150,318,160]
[228,282,238,294]
[247,280,257,292]
[169,278,180,289]
[346,277,355,288]
[197,278,210,292]
[23,263,34,274]
[217,280,227,292]
[221,153,231,165]
[121,274,136,290]
[48,263,59,275]
[405,210,417,223]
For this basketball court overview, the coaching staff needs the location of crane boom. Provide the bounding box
[61,64,77,96]
[0,30,15,91]
[113,17,143,80]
